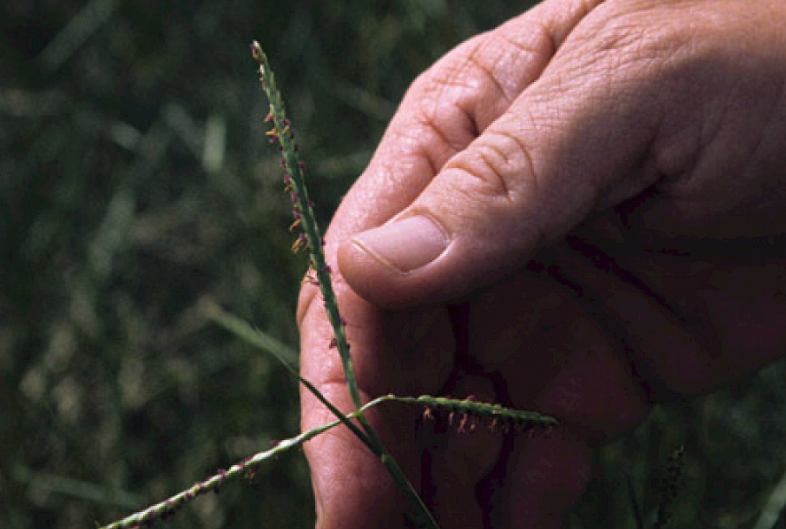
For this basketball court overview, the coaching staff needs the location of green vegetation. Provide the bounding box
[2,1,786,528]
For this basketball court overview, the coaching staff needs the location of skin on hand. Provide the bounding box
[298,0,786,527]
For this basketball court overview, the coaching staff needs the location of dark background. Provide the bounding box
[2,1,786,528]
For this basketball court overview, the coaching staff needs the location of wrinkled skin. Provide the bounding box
[297,0,786,527]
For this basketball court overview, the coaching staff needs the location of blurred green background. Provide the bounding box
[1,1,785,528]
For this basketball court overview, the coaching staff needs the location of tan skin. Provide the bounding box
[297,0,786,527]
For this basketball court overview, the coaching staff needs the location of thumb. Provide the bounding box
[339,23,667,308]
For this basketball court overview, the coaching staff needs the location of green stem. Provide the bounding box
[252,42,439,529]
[203,300,377,455]
[98,396,398,529]
[98,412,349,529]
[251,42,363,413]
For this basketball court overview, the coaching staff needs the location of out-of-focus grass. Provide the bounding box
[1,1,785,528]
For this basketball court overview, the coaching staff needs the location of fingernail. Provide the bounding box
[352,215,449,273]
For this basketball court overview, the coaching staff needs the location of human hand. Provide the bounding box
[298,0,786,527]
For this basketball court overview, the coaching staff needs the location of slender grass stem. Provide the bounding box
[203,300,377,455]
[200,298,298,365]
[251,41,440,529]
[97,398,389,529]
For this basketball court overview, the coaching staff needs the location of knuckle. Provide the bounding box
[399,41,489,155]
[416,98,475,155]
[446,126,538,204]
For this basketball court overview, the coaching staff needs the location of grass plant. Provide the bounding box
[95,41,558,529]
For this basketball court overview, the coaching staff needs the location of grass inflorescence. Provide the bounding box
[250,41,361,415]
[401,394,558,432]
[97,41,559,529]
[95,396,396,529]
[250,40,442,529]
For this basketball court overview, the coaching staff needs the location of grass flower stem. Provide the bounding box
[97,398,389,529]
[252,41,440,529]
[251,42,362,413]
[203,300,377,455]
